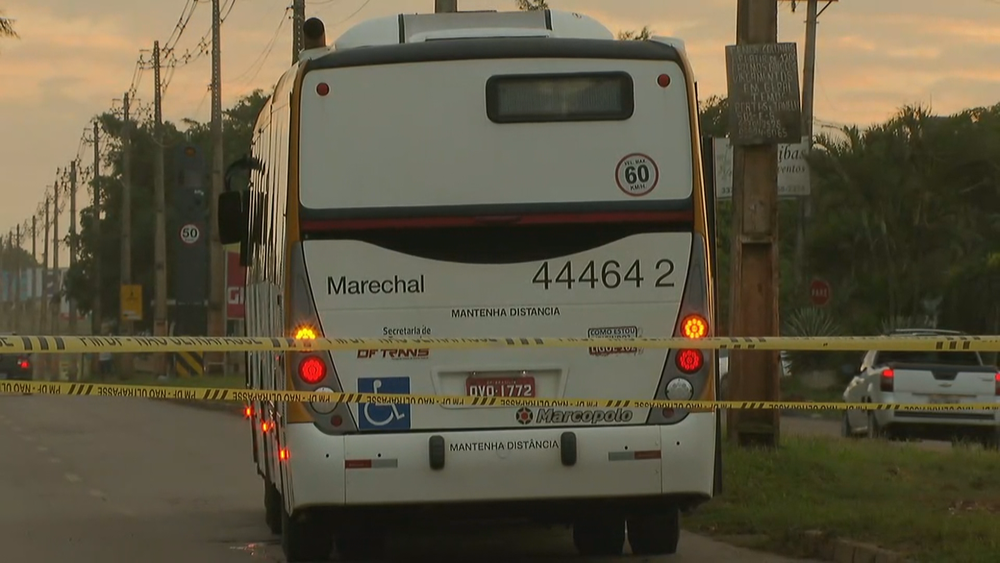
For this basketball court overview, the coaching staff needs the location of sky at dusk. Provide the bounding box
[1,0,999,252]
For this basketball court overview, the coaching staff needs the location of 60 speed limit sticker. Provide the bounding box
[615,153,659,197]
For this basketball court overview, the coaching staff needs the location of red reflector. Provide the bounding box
[675,349,703,373]
[331,414,343,427]
[656,74,671,88]
[316,82,329,96]
[345,459,372,469]
[635,450,662,460]
[298,356,327,384]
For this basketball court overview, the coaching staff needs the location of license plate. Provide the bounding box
[928,395,953,404]
[466,376,536,398]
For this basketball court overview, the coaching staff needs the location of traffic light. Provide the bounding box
[177,144,206,190]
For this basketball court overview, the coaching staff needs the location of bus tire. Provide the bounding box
[280,507,333,562]
[572,515,625,556]
[264,481,282,535]
[627,506,680,555]
[334,528,386,561]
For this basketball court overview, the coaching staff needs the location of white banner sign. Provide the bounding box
[712,136,811,198]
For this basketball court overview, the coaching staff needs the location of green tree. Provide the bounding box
[64,90,268,328]
[1,10,18,40]
[617,26,653,41]
[515,0,547,9]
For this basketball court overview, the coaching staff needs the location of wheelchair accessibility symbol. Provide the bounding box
[357,377,411,430]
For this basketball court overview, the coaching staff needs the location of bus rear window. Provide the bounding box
[486,72,634,123]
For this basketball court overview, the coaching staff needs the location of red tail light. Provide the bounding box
[17,359,30,370]
[880,368,894,392]
[675,349,704,374]
[244,406,253,419]
[298,355,327,384]
[995,372,1000,396]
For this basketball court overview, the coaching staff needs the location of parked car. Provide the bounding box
[841,328,1000,447]
[0,332,32,381]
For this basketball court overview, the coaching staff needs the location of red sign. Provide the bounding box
[226,251,246,319]
[809,278,831,307]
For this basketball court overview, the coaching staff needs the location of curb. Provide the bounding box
[802,531,908,563]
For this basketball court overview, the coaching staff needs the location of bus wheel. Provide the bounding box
[572,515,625,556]
[627,506,680,555]
[281,507,333,562]
[335,528,386,561]
[263,482,282,535]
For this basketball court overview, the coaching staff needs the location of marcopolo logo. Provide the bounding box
[516,407,633,425]
[588,326,642,357]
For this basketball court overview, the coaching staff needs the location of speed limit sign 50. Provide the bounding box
[615,153,660,197]
[180,223,201,245]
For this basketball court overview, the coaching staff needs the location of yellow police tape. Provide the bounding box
[2,380,999,412]
[4,334,1000,353]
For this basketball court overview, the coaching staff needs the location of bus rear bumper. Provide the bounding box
[283,413,716,517]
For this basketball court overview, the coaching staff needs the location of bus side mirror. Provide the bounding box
[218,191,245,246]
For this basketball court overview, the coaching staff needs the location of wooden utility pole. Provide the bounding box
[69,160,78,338]
[52,179,60,336]
[120,92,134,375]
[152,40,169,373]
[1,232,7,332]
[68,161,79,381]
[92,121,102,336]
[435,0,457,12]
[207,0,227,371]
[13,225,20,333]
[31,215,37,334]
[292,0,305,62]
[725,0,801,448]
[41,193,50,335]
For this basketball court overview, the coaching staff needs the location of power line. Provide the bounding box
[230,7,290,86]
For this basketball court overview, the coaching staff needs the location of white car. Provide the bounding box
[841,329,1000,447]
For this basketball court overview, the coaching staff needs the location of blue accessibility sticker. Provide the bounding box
[357,377,411,431]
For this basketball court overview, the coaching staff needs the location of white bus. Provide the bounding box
[218,9,721,562]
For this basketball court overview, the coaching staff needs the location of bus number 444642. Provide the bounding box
[531,259,675,290]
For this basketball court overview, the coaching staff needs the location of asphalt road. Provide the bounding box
[0,394,822,563]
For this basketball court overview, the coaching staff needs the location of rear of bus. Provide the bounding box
[282,16,718,522]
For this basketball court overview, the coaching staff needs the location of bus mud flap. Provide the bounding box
[560,432,577,466]
[429,435,446,470]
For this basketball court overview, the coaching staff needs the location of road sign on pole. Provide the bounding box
[179,223,201,245]
[809,278,831,307]
[120,284,143,321]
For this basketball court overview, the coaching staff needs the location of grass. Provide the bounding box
[685,436,1000,563]
[780,375,844,419]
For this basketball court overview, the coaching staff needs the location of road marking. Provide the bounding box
[36,445,48,452]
